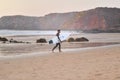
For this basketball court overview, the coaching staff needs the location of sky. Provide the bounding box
[0,0,120,17]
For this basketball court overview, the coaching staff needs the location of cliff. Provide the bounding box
[0,15,41,30]
[63,7,120,32]
[0,7,120,32]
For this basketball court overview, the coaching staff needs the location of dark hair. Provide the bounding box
[57,29,60,32]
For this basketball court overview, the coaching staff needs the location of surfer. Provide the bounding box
[52,29,62,52]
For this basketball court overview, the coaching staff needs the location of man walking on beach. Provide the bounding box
[52,29,62,52]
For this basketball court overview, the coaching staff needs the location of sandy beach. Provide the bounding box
[0,33,120,80]
[0,44,120,80]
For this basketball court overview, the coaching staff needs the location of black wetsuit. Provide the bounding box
[52,32,61,52]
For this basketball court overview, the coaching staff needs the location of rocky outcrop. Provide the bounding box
[36,38,47,43]
[0,37,8,41]
[67,37,89,42]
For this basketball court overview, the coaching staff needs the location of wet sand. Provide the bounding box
[0,33,120,56]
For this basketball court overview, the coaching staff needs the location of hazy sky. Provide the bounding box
[0,0,120,17]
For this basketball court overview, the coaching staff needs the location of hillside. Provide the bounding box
[63,7,120,32]
[0,7,120,32]
[0,15,41,30]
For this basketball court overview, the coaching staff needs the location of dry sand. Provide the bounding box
[0,44,120,80]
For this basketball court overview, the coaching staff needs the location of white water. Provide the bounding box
[0,30,79,36]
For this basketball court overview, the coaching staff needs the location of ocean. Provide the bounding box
[0,30,79,36]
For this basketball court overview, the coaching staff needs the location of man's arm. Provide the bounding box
[57,36,61,42]
[56,33,61,42]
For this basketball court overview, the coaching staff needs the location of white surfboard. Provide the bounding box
[49,33,70,44]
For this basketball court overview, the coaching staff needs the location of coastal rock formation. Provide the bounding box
[36,38,47,43]
[0,15,41,30]
[62,7,120,32]
[0,7,120,32]
[0,37,8,42]
[75,37,89,42]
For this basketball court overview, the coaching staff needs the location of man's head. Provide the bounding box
[57,29,61,33]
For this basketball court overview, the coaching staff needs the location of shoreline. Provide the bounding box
[0,43,120,60]
[0,42,119,56]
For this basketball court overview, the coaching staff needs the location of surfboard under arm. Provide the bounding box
[49,33,70,44]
